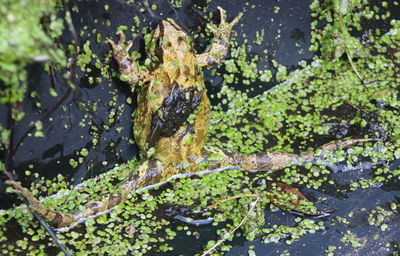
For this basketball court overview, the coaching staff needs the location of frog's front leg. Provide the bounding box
[196,6,242,67]
[107,31,150,87]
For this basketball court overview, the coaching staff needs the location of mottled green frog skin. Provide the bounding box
[7,8,374,228]
[133,20,211,166]
[107,7,241,180]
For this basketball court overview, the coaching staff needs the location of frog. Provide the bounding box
[105,7,244,183]
[107,8,240,166]
[7,7,375,228]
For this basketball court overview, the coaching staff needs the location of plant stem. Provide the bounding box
[201,194,261,256]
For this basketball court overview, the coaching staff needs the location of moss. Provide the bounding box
[0,0,66,119]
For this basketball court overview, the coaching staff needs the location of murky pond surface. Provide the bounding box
[1,0,399,255]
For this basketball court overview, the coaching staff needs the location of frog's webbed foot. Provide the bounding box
[207,6,241,40]
[196,6,242,67]
[107,31,149,86]
[107,30,133,53]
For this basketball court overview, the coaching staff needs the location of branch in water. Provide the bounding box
[201,194,261,256]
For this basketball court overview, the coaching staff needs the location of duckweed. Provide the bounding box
[1,0,400,255]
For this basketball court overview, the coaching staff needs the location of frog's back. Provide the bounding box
[155,20,198,88]
[134,20,210,166]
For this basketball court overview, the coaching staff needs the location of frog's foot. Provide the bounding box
[196,7,242,66]
[107,31,149,86]
[207,6,242,42]
[106,30,133,54]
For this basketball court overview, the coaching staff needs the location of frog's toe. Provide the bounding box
[125,40,133,51]
[116,31,133,51]
[216,6,241,27]
[211,7,241,37]
[107,34,133,53]
[106,38,117,49]
[107,39,125,53]
[217,6,227,23]
[229,12,242,27]
[116,30,126,44]
[206,23,218,34]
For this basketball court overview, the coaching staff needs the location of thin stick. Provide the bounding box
[346,51,363,82]
[206,193,259,209]
[32,211,74,256]
[143,0,162,20]
[201,195,261,256]
[12,87,73,153]
[3,170,73,256]
[165,0,189,32]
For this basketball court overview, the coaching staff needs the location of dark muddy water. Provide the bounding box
[1,0,399,255]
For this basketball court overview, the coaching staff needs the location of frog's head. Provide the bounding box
[152,19,192,60]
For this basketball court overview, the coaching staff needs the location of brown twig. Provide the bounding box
[201,194,261,256]
[49,64,58,90]
[345,101,361,111]
[206,193,260,209]
[143,0,162,20]
[12,87,73,154]
[165,0,189,32]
